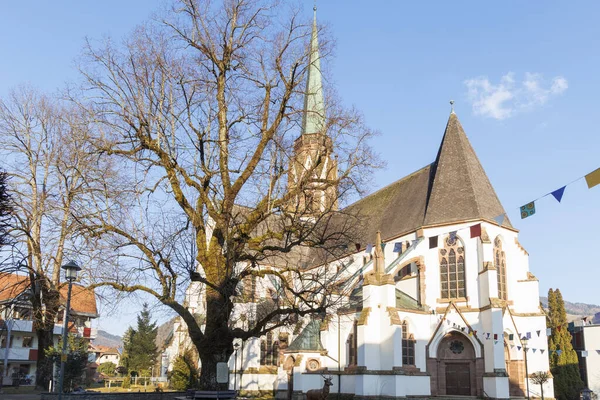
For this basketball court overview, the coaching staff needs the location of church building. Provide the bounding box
[164,8,553,399]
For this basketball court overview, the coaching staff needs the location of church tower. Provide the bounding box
[287,6,338,216]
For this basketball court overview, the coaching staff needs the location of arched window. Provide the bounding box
[261,332,279,366]
[402,320,415,366]
[347,321,358,366]
[494,237,507,300]
[439,235,466,299]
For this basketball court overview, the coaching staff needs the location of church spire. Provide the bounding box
[301,5,325,136]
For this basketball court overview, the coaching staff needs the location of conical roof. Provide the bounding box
[423,113,511,227]
[301,7,325,136]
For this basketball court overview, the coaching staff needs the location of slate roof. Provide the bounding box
[340,112,511,248]
[286,319,324,351]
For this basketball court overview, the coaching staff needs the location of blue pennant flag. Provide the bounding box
[393,242,402,253]
[551,186,566,202]
[520,202,536,219]
[366,244,373,253]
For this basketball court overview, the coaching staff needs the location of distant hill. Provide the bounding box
[156,317,177,350]
[94,330,123,349]
[540,296,600,320]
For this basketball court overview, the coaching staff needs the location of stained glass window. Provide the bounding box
[402,320,415,365]
[440,236,466,299]
[494,237,507,300]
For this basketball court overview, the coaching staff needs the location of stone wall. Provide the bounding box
[41,391,187,400]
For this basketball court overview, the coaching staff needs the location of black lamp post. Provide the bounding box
[57,261,81,399]
[233,342,240,392]
[522,336,530,400]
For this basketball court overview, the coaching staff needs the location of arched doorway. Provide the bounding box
[435,332,480,396]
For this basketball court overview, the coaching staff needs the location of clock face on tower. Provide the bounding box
[449,340,465,354]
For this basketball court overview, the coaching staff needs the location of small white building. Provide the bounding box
[570,313,600,395]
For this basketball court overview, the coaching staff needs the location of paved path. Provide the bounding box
[0,393,41,400]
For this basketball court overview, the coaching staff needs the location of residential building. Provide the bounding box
[570,313,600,395]
[0,273,98,386]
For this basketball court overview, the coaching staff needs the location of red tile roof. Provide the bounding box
[0,273,98,317]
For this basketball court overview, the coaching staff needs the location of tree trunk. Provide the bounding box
[196,286,234,390]
[35,328,54,390]
[540,384,544,400]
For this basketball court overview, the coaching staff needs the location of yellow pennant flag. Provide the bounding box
[585,167,600,189]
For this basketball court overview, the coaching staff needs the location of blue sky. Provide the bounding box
[2,1,599,335]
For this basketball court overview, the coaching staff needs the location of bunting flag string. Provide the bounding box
[516,166,599,221]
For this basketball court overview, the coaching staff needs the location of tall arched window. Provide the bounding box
[494,237,507,300]
[260,332,279,366]
[402,320,415,366]
[439,235,466,299]
[347,321,358,366]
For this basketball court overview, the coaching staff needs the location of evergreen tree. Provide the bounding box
[169,350,199,390]
[46,335,90,392]
[128,304,158,375]
[547,288,584,400]
[120,327,136,372]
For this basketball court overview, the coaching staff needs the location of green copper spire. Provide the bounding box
[301,6,325,136]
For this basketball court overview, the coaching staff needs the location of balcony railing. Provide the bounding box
[0,347,31,361]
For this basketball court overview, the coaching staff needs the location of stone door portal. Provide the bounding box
[445,362,471,395]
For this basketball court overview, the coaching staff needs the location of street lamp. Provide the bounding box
[233,342,240,392]
[522,336,530,400]
[57,261,81,399]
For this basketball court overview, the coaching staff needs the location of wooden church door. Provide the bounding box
[445,363,471,395]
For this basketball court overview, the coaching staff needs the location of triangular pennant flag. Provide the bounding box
[493,214,505,225]
[546,328,552,336]
[536,330,541,337]
[585,167,600,189]
[470,224,482,238]
[494,334,498,340]
[551,186,566,202]
[355,243,361,252]
[541,349,545,354]
[520,202,536,219]
[556,350,563,356]
[381,242,386,250]
[494,340,498,345]
[582,350,588,357]
[517,346,522,351]
[447,320,450,325]
[526,332,532,339]
[461,327,465,332]
[532,348,537,353]
[486,333,491,339]
[469,331,473,336]
[509,334,514,341]
[366,244,373,253]
[474,330,478,336]
[525,348,529,353]
[510,345,515,349]
[393,242,402,253]
[429,236,438,249]
[449,231,457,241]
[596,350,600,355]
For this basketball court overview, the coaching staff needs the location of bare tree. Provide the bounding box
[0,86,116,388]
[77,0,378,389]
[531,371,551,400]
[0,170,11,248]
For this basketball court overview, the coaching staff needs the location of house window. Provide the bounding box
[22,336,34,348]
[260,332,279,366]
[397,262,413,279]
[347,321,358,366]
[402,321,415,366]
[0,335,13,348]
[439,235,466,299]
[494,237,507,300]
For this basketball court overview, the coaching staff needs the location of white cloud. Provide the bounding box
[464,72,568,120]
